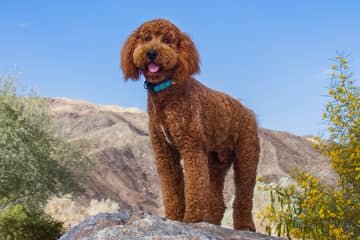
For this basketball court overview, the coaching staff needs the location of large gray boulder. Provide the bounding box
[59,209,285,240]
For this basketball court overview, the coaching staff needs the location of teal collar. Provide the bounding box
[144,79,173,93]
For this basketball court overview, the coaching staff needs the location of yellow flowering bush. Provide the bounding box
[259,55,360,239]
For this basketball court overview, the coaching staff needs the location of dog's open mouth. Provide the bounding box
[147,63,160,73]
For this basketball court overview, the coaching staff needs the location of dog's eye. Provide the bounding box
[144,35,152,42]
[162,37,171,44]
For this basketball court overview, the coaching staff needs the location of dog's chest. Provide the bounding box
[153,111,175,145]
[150,101,189,147]
[159,124,173,145]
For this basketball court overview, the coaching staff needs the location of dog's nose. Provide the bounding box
[147,49,158,60]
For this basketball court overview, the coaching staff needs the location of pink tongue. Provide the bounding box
[148,63,160,73]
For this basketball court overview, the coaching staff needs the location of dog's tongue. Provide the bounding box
[148,63,160,73]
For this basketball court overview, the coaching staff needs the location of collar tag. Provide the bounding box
[144,79,173,93]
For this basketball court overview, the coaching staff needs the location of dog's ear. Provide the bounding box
[121,30,140,80]
[177,32,200,78]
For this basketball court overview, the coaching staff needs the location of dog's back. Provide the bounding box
[186,78,258,153]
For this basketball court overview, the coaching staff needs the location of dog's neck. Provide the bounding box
[147,76,191,112]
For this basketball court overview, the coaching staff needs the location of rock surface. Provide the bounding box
[48,97,336,229]
[60,209,285,240]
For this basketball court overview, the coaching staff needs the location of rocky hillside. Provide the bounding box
[48,97,336,229]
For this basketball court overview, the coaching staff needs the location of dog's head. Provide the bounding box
[121,19,199,83]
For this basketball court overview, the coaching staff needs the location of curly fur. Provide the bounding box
[121,19,259,231]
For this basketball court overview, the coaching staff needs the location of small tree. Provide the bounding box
[259,55,360,239]
[0,73,91,210]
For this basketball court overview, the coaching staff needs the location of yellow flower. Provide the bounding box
[299,213,306,219]
[310,189,318,195]
[330,227,343,239]
[329,212,337,218]
[289,228,301,238]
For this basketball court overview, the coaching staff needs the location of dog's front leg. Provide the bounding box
[180,141,211,223]
[151,132,185,221]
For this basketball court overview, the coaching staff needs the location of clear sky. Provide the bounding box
[1,1,359,136]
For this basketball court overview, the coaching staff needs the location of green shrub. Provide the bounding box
[0,73,91,209]
[0,200,63,240]
[258,54,360,239]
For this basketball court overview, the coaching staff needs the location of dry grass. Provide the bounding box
[221,177,293,232]
[44,194,119,229]
[221,182,270,230]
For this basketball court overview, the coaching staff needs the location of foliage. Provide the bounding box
[0,73,91,210]
[258,55,360,239]
[0,199,63,240]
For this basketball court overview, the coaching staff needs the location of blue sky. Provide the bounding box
[1,1,359,136]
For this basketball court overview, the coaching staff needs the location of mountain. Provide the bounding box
[48,97,336,228]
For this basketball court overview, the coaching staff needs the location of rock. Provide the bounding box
[60,209,286,240]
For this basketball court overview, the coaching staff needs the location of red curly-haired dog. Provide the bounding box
[120,19,259,231]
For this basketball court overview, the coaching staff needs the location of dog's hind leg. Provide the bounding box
[207,151,232,225]
[232,127,259,231]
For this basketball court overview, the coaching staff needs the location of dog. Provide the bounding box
[121,18,259,231]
